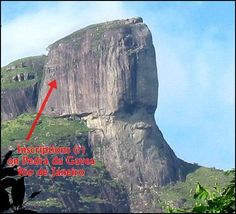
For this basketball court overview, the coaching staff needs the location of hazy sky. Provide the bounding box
[1,1,235,170]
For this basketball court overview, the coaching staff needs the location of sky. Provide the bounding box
[1,1,235,170]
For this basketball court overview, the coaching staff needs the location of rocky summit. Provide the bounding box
[2,17,227,213]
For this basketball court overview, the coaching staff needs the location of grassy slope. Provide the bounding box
[1,113,128,212]
[1,113,90,150]
[157,166,233,209]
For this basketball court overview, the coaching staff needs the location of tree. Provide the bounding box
[164,169,235,213]
[0,150,41,213]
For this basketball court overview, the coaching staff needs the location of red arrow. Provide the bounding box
[25,80,57,141]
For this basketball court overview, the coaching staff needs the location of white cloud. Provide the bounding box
[1,1,133,66]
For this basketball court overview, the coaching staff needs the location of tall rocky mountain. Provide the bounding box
[1,17,206,212]
[38,17,190,187]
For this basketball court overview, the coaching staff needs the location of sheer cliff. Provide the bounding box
[37,17,157,116]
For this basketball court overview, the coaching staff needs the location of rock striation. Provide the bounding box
[37,17,157,117]
[1,84,39,121]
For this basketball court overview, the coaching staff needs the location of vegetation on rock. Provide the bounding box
[1,55,45,90]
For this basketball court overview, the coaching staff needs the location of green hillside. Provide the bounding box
[1,113,90,149]
[1,113,130,213]
[157,167,233,210]
[1,113,233,213]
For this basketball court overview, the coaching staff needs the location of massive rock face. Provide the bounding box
[38,17,187,199]
[37,17,157,116]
